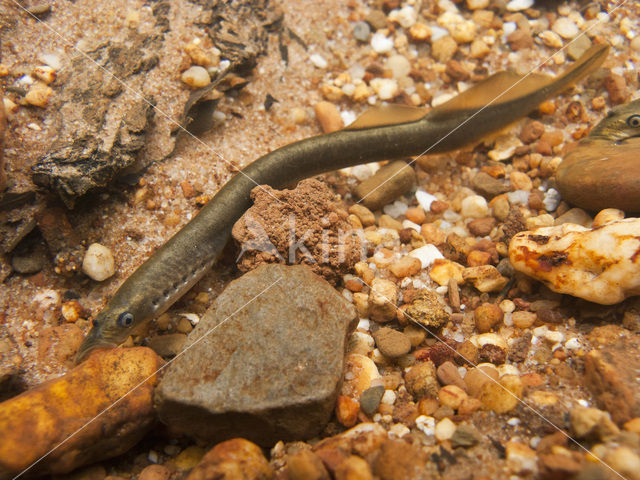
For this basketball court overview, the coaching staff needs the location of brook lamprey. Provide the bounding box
[76,44,609,362]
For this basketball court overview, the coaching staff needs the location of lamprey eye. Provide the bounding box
[117,312,134,327]
[626,114,640,128]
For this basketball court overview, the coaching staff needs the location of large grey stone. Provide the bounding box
[155,264,357,446]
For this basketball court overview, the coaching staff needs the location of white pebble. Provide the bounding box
[416,190,437,211]
[553,17,579,39]
[402,219,421,232]
[409,244,444,269]
[565,337,581,350]
[415,415,436,436]
[544,330,564,344]
[381,389,397,405]
[357,318,371,330]
[507,190,529,205]
[389,423,411,438]
[435,418,456,441]
[383,200,408,217]
[506,0,533,11]
[33,289,61,310]
[503,22,517,37]
[38,53,62,70]
[460,195,489,218]
[82,243,116,281]
[431,92,456,107]
[385,54,412,79]
[180,66,210,88]
[370,78,398,100]
[371,33,394,53]
[389,6,417,28]
[351,164,374,181]
[543,188,561,212]
[430,26,450,42]
[310,54,328,69]
[442,210,461,222]
[507,417,521,426]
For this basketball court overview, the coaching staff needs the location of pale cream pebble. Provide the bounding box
[184,43,219,68]
[463,265,508,293]
[525,214,554,230]
[604,447,640,480]
[24,82,53,107]
[429,259,464,286]
[435,418,456,442]
[499,299,515,314]
[368,278,398,323]
[180,66,210,88]
[349,204,375,227]
[431,36,458,63]
[509,171,532,191]
[124,10,140,28]
[470,39,490,58]
[342,353,382,398]
[509,219,640,304]
[460,195,489,218]
[593,208,625,227]
[438,385,468,409]
[528,390,558,406]
[32,66,56,84]
[488,134,522,161]
[352,292,369,317]
[506,442,537,475]
[389,6,416,29]
[321,84,344,102]
[466,0,489,9]
[354,261,375,284]
[479,375,523,413]
[372,249,394,268]
[314,101,343,134]
[347,332,376,355]
[389,256,422,278]
[3,98,18,117]
[352,83,373,103]
[364,230,382,246]
[409,23,431,42]
[539,30,563,48]
[82,243,115,281]
[552,17,579,39]
[474,332,507,350]
[512,311,536,329]
[291,107,307,125]
[370,78,398,101]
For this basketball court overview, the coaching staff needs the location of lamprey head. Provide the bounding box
[75,302,145,363]
[588,98,640,143]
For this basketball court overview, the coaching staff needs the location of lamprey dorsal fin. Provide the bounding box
[345,104,428,130]
[433,43,609,115]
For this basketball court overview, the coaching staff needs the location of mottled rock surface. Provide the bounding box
[232,179,362,284]
[584,335,640,425]
[0,347,159,476]
[155,264,357,446]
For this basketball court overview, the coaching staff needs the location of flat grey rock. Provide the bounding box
[155,264,357,446]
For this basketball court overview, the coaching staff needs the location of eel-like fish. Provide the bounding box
[75,44,609,362]
[556,97,640,211]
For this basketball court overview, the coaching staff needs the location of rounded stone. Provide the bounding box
[353,21,371,43]
[82,243,115,281]
[556,139,640,212]
[372,327,412,358]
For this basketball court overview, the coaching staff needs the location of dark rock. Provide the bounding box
[11,253,43,274]
[450,424,482,447]
[360,385,385,416]
[155,264,357,446]
[471,172,508,199]
[355,161,416,211]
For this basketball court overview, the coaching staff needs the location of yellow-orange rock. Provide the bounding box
[186,438,273,480]
[0,347,160,476]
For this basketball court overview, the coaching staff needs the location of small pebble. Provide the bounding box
[552,17,579,39]
[360,385,386,415]
[373,327,412,358]
[310,54,328,69]
[353,21,371,43]
[435,418,456,441]
[506,0,533,11]
[314,101,343,133]
[82,243,115,281]
[24,82,53,107]
[431,36,457,63]
[474,303,503,333]
[466,0,489,9]
[180,66,210,88]
[371,33,394,53]
[460,195,489,218]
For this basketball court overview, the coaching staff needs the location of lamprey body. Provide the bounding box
[76,44,608,362]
